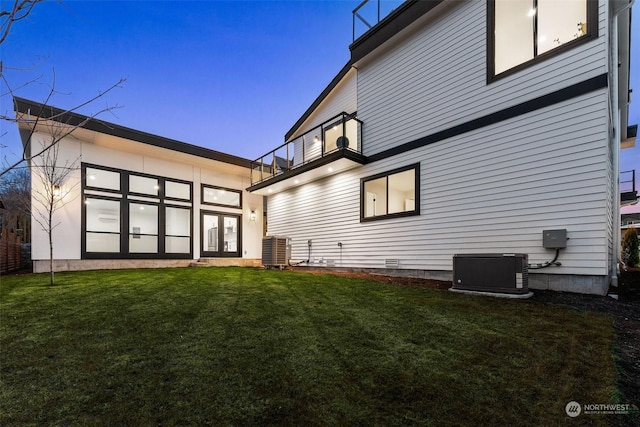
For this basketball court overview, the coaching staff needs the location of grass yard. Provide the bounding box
[0,267,618,426]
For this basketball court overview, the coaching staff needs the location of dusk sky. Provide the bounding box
[1,0,639,207]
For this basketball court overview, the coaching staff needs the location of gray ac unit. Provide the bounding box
[452,254,529,294]
[262,236,288,269]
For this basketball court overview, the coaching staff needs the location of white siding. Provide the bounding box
[357,0,608,157]
[289,68,357,140]
[267,90,610,276]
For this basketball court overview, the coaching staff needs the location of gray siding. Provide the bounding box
[268,90,610,276]
[357,0,608,157]
[289,69,357,141]
[267,0,613,287]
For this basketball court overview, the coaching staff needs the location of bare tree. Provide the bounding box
[0,0,125,178]
[1,75,125,178]
[30,128,80,285]
[0,0,43,45]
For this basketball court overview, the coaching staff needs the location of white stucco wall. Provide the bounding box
[29,129,263,264]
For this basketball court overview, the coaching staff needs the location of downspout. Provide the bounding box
[610,0,635,289]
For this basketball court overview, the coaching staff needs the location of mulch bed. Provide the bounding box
[293,267,640,424]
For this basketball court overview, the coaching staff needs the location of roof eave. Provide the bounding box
[13,97,253,169]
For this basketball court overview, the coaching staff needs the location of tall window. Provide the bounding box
[82,164,193,259]
[361,164,419,221]
[85,198,121,253]
[489,0,596,79]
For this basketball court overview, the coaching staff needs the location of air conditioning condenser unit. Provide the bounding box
[262,236,288,269]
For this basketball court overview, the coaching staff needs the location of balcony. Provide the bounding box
[621,170,638,206]
[248,112,366,195]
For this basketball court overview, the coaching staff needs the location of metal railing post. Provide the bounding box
[321,124,325,157]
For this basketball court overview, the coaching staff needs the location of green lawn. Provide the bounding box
[1,267,617,426]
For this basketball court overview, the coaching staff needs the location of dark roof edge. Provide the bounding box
[349,0,445,63]
[284,61,353,141]
[13,97,253,169]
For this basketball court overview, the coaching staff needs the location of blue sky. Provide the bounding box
[1,0,638,182]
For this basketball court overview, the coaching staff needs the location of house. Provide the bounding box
[14,97,264,273]
[248,0,636,295]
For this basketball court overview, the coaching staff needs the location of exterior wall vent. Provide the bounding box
[385,259,400,268]
[452,254,529,295]
[262,236,288,269]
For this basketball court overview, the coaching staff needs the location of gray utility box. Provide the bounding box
[452,254,529,295]
[543,229,567,249]
[262,236,288,269]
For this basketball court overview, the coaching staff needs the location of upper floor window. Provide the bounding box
[488,0,597,80]
[361,164,420,222]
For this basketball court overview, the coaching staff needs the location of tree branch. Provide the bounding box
[0,0,43,45]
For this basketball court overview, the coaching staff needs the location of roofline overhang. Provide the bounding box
[13,97,253,169]
[247,148,367,193]
[349,0,445,64]
[284,1,445,144]
[614,0,634,141]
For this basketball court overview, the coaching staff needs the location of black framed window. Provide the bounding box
[85,197,121,253]
[165,206,191,254]
[201,211,242,257]
[85,166,121,192]
[129,175,159,197]
[128,202,159,254]
[488,0,597,81]
[201,184,242,208]
[361,163,420,222]
[81,163,193,259]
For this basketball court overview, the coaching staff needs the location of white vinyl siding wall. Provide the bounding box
[289,69,357,141]
[291,70,357,166]
[267,90,610,276]
[357,0,608,157]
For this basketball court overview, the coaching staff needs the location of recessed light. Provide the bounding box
[268,189,273,193]
[328,167,334,172]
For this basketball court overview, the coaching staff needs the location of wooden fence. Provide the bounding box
[1,210,27,273]
[1,229,22,273]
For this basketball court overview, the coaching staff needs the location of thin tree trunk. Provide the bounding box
[49,203,54,285]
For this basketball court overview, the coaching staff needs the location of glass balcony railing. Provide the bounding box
[353,0,406,41]
[250,112,362,186]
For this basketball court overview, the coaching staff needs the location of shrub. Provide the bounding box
[622,228,639,267]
